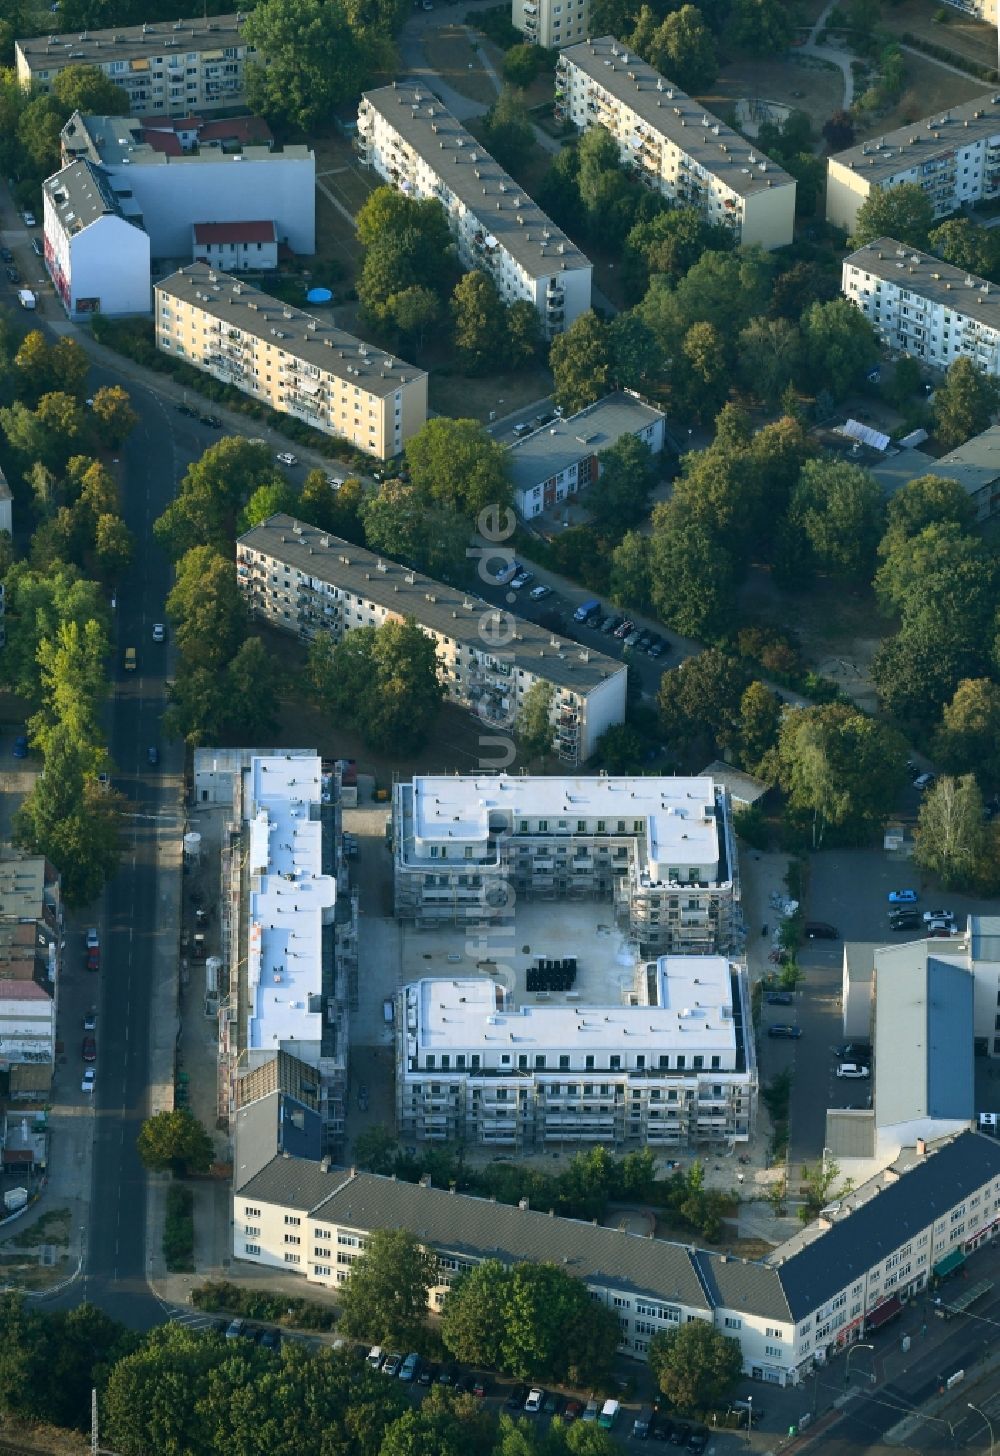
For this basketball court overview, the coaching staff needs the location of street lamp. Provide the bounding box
[745,1395,753,1447]
[844,1342,876,1389]
[968,1402,996,1456]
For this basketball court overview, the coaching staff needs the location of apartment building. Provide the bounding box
[872,424,1000,521]
[509,392,666,520]
[193,749,358,1152]
[940,0,996,19]
[826,93,1000,232]
[42,158,151,320]
[193,221,278,272]
[0,850,62,1100]
[512,0,590,49]
[556,37,795,250]
[15,12,253,114]
[357,83,592,335]
[392,773,739,950]
[236,518,627,765]
[155,266,427,460]
[60,111,314,258]
[232,1130,1000,1382]
[395,956,755,1149]
[843,238,1000,374]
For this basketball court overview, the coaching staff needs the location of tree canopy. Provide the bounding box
[337,1227,439,1349]
[648,1321,743,1411]
[308,620,444,753]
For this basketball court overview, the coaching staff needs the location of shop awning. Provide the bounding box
[865,1295,902,1332]
[934,1248,966,1279]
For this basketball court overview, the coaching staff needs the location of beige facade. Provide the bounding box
[154,264,427,460]
[512,0,590,48]
[236,516,627,767]
[826,92,1000,233]
[843,238,1000,375]
[15,12,253,114]
[557,37,795,250]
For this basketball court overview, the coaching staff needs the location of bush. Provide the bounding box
[466,3,523,48]
[900,30,998,80]
[191,1279,339,1330]
[733,803,770,850]
[163,1185,194,1272]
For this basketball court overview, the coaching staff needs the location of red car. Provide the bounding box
[563,1400,583,1423]
[86,945,100,972]
[82,1036,96,1062]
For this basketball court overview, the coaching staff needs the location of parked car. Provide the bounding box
[889,911,921,931]
[82,1035,96,1062]
[650,1414,674,1441]
[417,1362,436,1385]
[0,247,12,263]
[529,585,552,601]
[513,421,532,438]
[454,1373,474,1394]
[439,1363,460,1387]
[542,1392,564,1416]
[914,772,936,791]
[669,1422,691,1445]
[86,945,100,973]
[81,1067,96,1094]
[381,1353,403,1377]
[834,1042,871,1062]
[257,1327,281,1351]
[923,909,955,925]
[366,1346,384,1370]
[888,889,918,904]
[276,451,298,466]
[602,616,621,634]
[624,630,642,648]
[766,992,794,1005]
[199,414,222,429]
[510,571,533,590]
[5,266,18,284]
[767,1024,802,1039]
[471,1376,489,1397]
[83,1006,97,1031]
[147,746,159,766]
[175,402,198,417]
[613,619,634,639]
[805,921,839,939]
[582,1398,600,1423]
[12,735,28,758]
[22,211,36,226]
[524,1389,545,1414]
[152,623,166,642]
[836,1062,870,1079]
[927,920,955,937]
[398,1352,421,1382]
[327,476,344,490]
[563,1400,584,1423]
[504,1384,529,1410]
[687,1429,709,1453]
[225,1319,247,1340]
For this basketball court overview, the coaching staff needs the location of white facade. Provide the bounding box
[357,84,592,336]
[233,1132,1000,1382]
[392,773,740,951]
[237,520,627,766]
[395,958,756,1148]
[0,982,55,1072]
[43,162,150,319]
[557,38,795,251]
[513,0,590,48]
[843,238,1000,374]
[193,222,279,271]
[826,92,1000,233]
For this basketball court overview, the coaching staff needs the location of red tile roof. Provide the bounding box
[139,128,183,156]
[193,220,277,244]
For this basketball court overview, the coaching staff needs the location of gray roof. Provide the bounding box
[240,1159,712,1309]
[769,1132,1000,1318]
[829,91,1000,184]
[970,914,1000,962]
[874,943,974,1128]
[43,157,132,234]
[560,36,793,199]
[695,1251,790,1322]
[843,941,878,986]
[824,1109,875,1160]
[235,1147,348,1206]
[156,264,424,400]
[872,432,1000,499]
[869,447,939,497]
[845,238,1000,333]
[699,761,769,807]
[60,110,307,171]
[238,514,625,698]
[361,83,591,283]
[16,11,249,72]
[507,393,664,496]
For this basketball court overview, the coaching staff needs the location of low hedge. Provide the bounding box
[900,30,998,81]
[191,1279,338,1330]
[164,1184,194,1273]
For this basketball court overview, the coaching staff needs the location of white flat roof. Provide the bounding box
[246,754,337,1055]
[410,774,721,874]
[409,956,737,1054]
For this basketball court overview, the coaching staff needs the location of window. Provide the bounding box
[284,1253,301,1265]
[284,1234,301,1245]
[244,1205,261,1217]
[284,1215,300,1226]
[245,1225,260,1237]
[315,1264,332,1276]
[724,1316,742,1330]
[245,1242,260,1255]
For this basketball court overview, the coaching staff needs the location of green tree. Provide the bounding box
[646,4,717,90]
[787,458,884,582]
[657,648,748,760]
[93,513,133,578]
[388,284,441,351]
[933,355,1000,448]
[356,190,455,320]
[648,1321,743,1411]
[673,321,730,423]
[928,217,998,278]
[240,481,298,531]
[52,63,129,114]
[934,678,1000,781]
[361,479,469,579]
[155,436,281,559]
[850,182,935,249]
[498,1264,619,1385]
[243,0,378,130]
[223,638,283,743]
[14,728,121,905]
[549,311,610,414]
[89,384,138,448]
[337,1227,438,1348]
[16,93,64,174]
[29,617,108,758]
[136,1109,215,1175]
[609,529,651,609]
[515,680,555,761]
[353,1123,400,1175]
[800,298,878,400]
[482,87,538,174]
[736,316,801,409]
[595,721,646,772]
[309,620,444,753]
[502,43,543,87]
[730,0,793,52]
[879,473,976,556]
[914,773,986,887]
[451,271,510,375]
[166,546,246,674]
[103,1323,227,1456]
[380,1386,494,1456]
[738,681,782,773]
[506,300,543,369]
[625,207,731,293]
[405,418,511,517]
[440,1259,509,1370]
[777,702,908,846]
[648,499,737,640]
[0,563,107,703]
[588,435,657,535]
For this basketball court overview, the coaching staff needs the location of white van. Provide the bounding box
[383,997,394,1024]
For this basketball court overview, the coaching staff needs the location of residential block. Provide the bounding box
[43,158,151,319]
[357,83,592,335]
[512,0,590,49]
[556,36,795,250]
[155,265,427,459]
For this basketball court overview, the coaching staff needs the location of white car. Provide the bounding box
[276,451,298,467]
[22,211,36,227]
[85,928,99,949]
[510,571,533,590]
[836,1063,870,1080]
[81,1068,96,1094]
[327,476,344,490]
[922,909,955,924]
[524,1389,545,1414]
[529,585,552,601]
[152,623,165,643]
